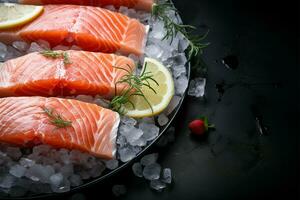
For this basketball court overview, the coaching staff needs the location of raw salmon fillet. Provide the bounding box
[0,50,135,98]
[0,5,147,56]
[0,97,120,159]
[19,0,154,11]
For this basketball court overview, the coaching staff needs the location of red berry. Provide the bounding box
[188,119,206,135]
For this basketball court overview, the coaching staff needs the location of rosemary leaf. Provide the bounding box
[109,63,157,115]
[152,1,209,59]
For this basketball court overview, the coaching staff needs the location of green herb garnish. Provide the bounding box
[109,63,159,115]
[152,1,209,59]
[42,107,72,129]
[40,50,72,65]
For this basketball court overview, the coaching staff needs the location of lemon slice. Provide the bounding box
[124,57,175,118]
[0,3,44,29]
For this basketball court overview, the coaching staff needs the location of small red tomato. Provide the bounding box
[188,119,206,135]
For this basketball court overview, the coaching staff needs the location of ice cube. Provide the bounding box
[9,165,26,178]
[139,123,159,142]
[145,44,163,59]
[157,40,173,61]
[82,156,96,169]
[6,147,22,160]
[70,45,82,50]
[0,42,7,61]
[119,6,129,15]
[137,11,151,23]
[27,42,44,53]
[150,179,167,191]
[170,36,180,50]
[140,117,155,124]
[4,46,22,61]
[121,116,137,126]
[157,114,169,126]
[12,41,29,52]
[161,168,172,184]
[70,150,89,164]
[118,146,141,163]
[116,135,127,147]
[120,125,143,145]
[104,5,116,12]
[112,184,127,197]
[178,36,189,52]
[140,153,158,166]
[19,158,35,168]
[60,164,73,178]
[164,95,181,115]
[143,163,161,180]
[105,159,119,170]
[128,54,140,63]
[132,162,143,177]
[89,161,105,178]
[127,9,137,19]
[173,53,187,66]
[25,164,55,183]
[36,40,50,50]
[52,45,70,51]
[130,137,147,147]
[175,75,189,95]
[78,170,90,180]
[32,145,51,155]
[69,174,82,187]
[93,96,109,108]
[173,65,186,78]
[188,77,206,98]
[75,95,94,103]
[49,173,63,187]
[149,21,166,40]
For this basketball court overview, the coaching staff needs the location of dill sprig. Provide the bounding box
[42,107,72,128]
[152,1,209,59]
[109,63,159,115]
[40,50,72,65]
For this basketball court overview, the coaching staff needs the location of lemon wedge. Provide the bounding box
[0,3,44,29]
[124,57,175,118]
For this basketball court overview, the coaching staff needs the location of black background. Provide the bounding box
[31,0,300,199]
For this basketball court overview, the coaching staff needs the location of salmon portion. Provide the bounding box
[0,5,147,56]
[19,0,154,11]
[0,97,120,159]
[0,50,135,98]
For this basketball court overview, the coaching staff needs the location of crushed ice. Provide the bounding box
[131,153,172,192]
[188,77,206,98]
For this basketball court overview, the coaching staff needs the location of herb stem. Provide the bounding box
[109,63,158,115]
[42,107,72,129]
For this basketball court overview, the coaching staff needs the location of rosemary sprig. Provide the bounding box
[42,107,72,129]
[40,50,72,65]
[152,1,209,59]
[109,63,159,115]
